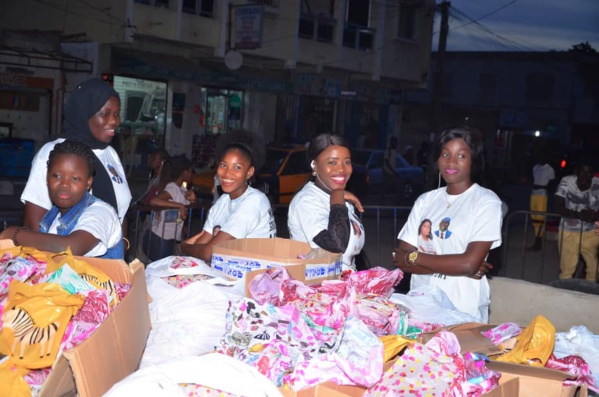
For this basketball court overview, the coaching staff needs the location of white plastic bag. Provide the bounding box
[390,285,479,326]
[106,353,283,397]
[554,325,599,385]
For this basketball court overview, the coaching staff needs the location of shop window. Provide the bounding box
[200,88,244,135]
[182,0,214,17]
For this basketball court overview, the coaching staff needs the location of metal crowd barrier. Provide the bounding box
[127,203,211,263]
[499,210,593,284]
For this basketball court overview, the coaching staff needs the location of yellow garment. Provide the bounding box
[558,229,599,281]
[530,194,548,237]
[0,360,31,397]
[495,315,555,367]
[379,335,414,362]
[45,248,120,306]
[0,281,84,369]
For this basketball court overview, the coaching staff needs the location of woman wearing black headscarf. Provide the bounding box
[21,78,132,230]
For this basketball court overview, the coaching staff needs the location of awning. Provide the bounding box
[111,47,294,93]
[0,45,93,73]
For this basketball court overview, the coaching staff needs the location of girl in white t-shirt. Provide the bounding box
[181,130,276,263]
[21,78,131,228]
[143,155,197,262]
[288,134,365,273]
[394,127,503,322]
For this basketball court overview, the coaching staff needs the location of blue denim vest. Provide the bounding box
[39,191,124,259]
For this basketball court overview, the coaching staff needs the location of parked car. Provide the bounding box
[351,149,425,202]
[259,145,310,204]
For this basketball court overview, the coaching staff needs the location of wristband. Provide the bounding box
[12,225,30,246]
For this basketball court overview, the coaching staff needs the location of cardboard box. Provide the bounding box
[484,378,519,397]
[0,241,151,397]
[211,238,342,295]
[431,323,588,397]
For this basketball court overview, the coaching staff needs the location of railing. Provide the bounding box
[499,210,593,285]
[127,203,210,263]
[0,210,21,230]
[5,202,595,289]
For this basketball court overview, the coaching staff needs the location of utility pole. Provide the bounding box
[430,1,450,133]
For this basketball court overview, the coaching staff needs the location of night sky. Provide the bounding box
[432,0,599,52]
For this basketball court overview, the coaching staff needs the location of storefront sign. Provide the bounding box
[0,73,54,90]
[233,4,264,50]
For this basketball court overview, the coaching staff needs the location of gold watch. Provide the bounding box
[406,250,418,266]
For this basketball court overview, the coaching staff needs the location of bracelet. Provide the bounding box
[12,226,31,246]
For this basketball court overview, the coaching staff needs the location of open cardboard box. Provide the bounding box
[211,238,342,295]
[0,240,152,397]
[424,322,588,397]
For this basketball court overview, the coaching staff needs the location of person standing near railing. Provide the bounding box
[392,126,502,323]
[528,151,555,251]
[143,155,196,262]
[554,156,599,282]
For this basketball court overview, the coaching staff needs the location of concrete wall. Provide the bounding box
[489,277,599,334]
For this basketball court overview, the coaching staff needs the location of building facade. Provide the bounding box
[0,0,435,174]
[402,51,599,181]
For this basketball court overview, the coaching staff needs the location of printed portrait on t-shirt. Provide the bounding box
[351,220,362,239]
[417,218,436,254]
[107,164,124,184]
[434,217,452,240]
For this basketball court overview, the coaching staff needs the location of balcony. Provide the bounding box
[343,23,375,51]
[298,13,336,43]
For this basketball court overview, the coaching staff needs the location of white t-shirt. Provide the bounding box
[288,182,365,272]
[46,200,122,257]
[397,183,503,322]
[532,163,555,196]
[21,138,132,223]
[203,186,276,239]
[151,182,190,241]
[555,175,599,232]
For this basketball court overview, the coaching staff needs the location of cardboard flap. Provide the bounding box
[38,354,77,397]
[214,237,340,266]
[484,378,519,397]
[61,264,151,396]
[488,361,570,382]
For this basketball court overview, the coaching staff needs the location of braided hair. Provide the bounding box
[47,140,96,177]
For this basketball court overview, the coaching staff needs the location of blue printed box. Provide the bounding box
[211,238,342,295]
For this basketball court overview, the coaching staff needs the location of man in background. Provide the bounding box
[381,136,399,204]
[554,156,599,281]
[528,151,555,250]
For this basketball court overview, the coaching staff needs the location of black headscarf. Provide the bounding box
[60,78,120,213]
